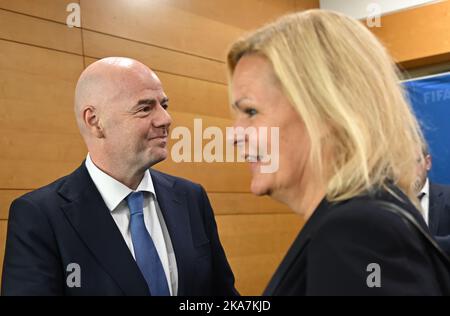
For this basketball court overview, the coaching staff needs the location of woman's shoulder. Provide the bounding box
[312,190,424,244]
[331,185,420,220]
[304,190,440,295]
[328,197,410,222]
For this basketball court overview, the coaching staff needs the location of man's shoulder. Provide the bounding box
[14,174,71,206]
[12,164,87,209]
[430,181,450,199]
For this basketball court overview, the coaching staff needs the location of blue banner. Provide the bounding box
[404,72,450,184]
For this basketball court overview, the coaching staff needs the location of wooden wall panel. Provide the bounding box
[216,213,303,295]
[83,30,227,84]
[209,193,291,215]
[0,0,320,41]
[165,0,299,31]
[0,130,86,188]
[0,9,82,54]
[295,0,320,11]
[157,72,230,118]
[0,40,83,134]
[0,0,76,23]
[155,162,250,193]
[84,57,230,119]
[370,0,450,67]
[80,0,244,61]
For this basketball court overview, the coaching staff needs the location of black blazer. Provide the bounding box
[263,186,450,295]
[429,182,450,256]
[1,163,238,296]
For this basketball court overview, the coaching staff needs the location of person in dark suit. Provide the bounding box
[1,57,238,296]
[415,148,450,256]
[227,10,450,295]
[431,183,450,256]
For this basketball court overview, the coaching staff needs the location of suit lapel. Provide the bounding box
[429,183,443,234]
[150,170,194,296]
[58,164,149,295]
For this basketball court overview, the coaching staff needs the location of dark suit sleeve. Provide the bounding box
[198,186,239,296]
[1,198,64,296]
[434,185,450,257]
[305,206,438,295]
[435,235,450,257]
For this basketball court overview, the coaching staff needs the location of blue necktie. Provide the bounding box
[126,191,170,296]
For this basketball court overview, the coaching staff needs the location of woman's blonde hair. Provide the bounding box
[227,9,424,205]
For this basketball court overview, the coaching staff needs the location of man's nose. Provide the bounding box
[153,104,172,129]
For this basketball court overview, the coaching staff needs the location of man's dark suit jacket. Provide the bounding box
[429,182,450,256]
[1,163,238,296]
[263,186,450,295]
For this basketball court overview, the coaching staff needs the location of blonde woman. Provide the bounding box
[228,10,450,295]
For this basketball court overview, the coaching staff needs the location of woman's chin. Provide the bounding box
[250,178,271,196]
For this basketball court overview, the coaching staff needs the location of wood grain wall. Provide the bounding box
[0,0,318,295]
[369,0,450,69]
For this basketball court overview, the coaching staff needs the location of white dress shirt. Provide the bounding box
[419,178,430,226]
[85,154,178,295]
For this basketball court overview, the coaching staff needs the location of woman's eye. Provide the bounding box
[245,108,257,117]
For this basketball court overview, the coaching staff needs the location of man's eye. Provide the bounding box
[161,103,169,110]
[141,106,151,112]
[244,108,257,117]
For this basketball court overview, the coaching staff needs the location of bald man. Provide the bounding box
[1,57,238,296]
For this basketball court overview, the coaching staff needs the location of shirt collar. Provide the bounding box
[85,153,156,211]
[420,178,429,197]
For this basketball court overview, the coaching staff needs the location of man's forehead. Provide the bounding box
[115,66,160,92]
[148,70,161,84]
[129,67,163,90]
[130,77,167,102]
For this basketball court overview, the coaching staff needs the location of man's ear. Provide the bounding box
[83,105,105,138]
[425,154,432,171]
